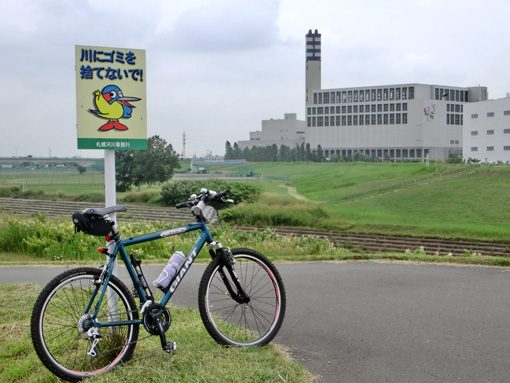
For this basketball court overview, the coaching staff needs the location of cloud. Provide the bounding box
[161,0,281,53]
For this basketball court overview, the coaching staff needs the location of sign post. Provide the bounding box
[76,45,147,314]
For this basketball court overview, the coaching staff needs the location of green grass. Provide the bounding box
[3,162,510,241]
[0,283,314,383]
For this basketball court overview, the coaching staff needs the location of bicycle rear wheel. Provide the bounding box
[198,248,286,346]
[31,267,139,382]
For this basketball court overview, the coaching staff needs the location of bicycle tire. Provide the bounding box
[31,267,139,382]
[198,248,286,346]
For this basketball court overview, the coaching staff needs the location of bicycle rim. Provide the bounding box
[34,271,138,380]
[201,251,285,346]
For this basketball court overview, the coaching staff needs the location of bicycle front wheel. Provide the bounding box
[198,248,286,346]
[31,267,139,382]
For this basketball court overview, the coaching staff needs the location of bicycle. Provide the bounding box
[30,189,286,382]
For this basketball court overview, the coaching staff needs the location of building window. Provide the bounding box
[360,105,364,113]
[487,146,494,151]
[325,107,329,114]
[336,92,341,103]
[403,113,408,124]
[390,104,395,112]
[377,114,382,125]
[359,115,364,126]
[390,113,395,124]
[402,87,407,100]
[336,116,340,126]
[371,89,376,101]
[396,103,401,111]
[313,93,317,105]
[487,112,495,117]
[336,106,341,113]
[307,117,311,127]
[505,146,510,151]
[342,106,346,113]
[396,88,401,100]
[353,115,358,125]
[377,104,383,112]
[359,91,364,102]
[312,107,316,115]
[318,107,323,114]
[366,90,370,101]
[396,113,401,124]
[353,90,358,102]
[383,88,388,101]
[371,104,376,112]
[377,89,382,101]
[347,115,352,126]
[330,116,335,126]
[402,103,407,111]
[371,114,376,125]
[471,147,478,152]
[325,116,329,126]
[330,92,335,104]
[312,117,316,127]
[348,106,352,113]
[504,129,510,134]
[324,92,329,104]
[471,114,478,119]
[342,91,347,103]
[318,93,323,104]
[384,114,389,124]
[348,91,353,103]
[365,115,370,125]
[504,110,510,116]
[409,87,414,100]
[487,130,494,135]
[342,116,346,126]
[471,131,478,135]
[455,115,460,125]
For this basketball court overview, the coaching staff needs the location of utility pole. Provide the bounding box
[182,132,186,158]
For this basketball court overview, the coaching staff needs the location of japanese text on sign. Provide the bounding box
[78,48,143,81]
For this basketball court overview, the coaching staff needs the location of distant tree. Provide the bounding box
[225,141,234,160]
[115,150,136,192]
[115,135,180,191]
[77,165,87,174]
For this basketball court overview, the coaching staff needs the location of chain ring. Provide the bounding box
[142,303,171,335]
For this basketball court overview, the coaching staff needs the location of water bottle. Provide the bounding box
[153,251,185,289]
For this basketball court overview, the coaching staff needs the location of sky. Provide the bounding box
[1,0,510,159]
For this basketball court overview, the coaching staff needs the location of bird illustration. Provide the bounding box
[89,85,141,131]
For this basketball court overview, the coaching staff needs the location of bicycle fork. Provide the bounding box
[209,243,251,304]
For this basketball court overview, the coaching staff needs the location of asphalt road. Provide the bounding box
[2,261,509,382]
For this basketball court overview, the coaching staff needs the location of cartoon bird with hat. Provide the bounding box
[89,85,141,131]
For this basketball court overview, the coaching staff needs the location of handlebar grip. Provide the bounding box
[175,201,192,209]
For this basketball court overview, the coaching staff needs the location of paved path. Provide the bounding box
[2,261,509,382]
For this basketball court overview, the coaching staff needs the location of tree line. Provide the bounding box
[225,141,326,162]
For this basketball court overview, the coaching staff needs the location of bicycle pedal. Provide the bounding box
[164,342,177,354]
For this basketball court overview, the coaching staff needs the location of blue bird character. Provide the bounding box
[89,85,141,131]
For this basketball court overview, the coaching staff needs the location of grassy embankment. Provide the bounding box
[2,162,510,242]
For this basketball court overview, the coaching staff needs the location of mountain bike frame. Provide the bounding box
[89,220,219,329]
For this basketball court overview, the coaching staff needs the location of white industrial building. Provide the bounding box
[239,29,510,162]
[305,29,489,162]
[238,113,306,150]
[463,97,510,163]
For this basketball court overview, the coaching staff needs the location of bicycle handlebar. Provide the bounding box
[175,189,232,209]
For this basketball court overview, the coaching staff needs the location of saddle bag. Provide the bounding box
[72,212,112,236]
